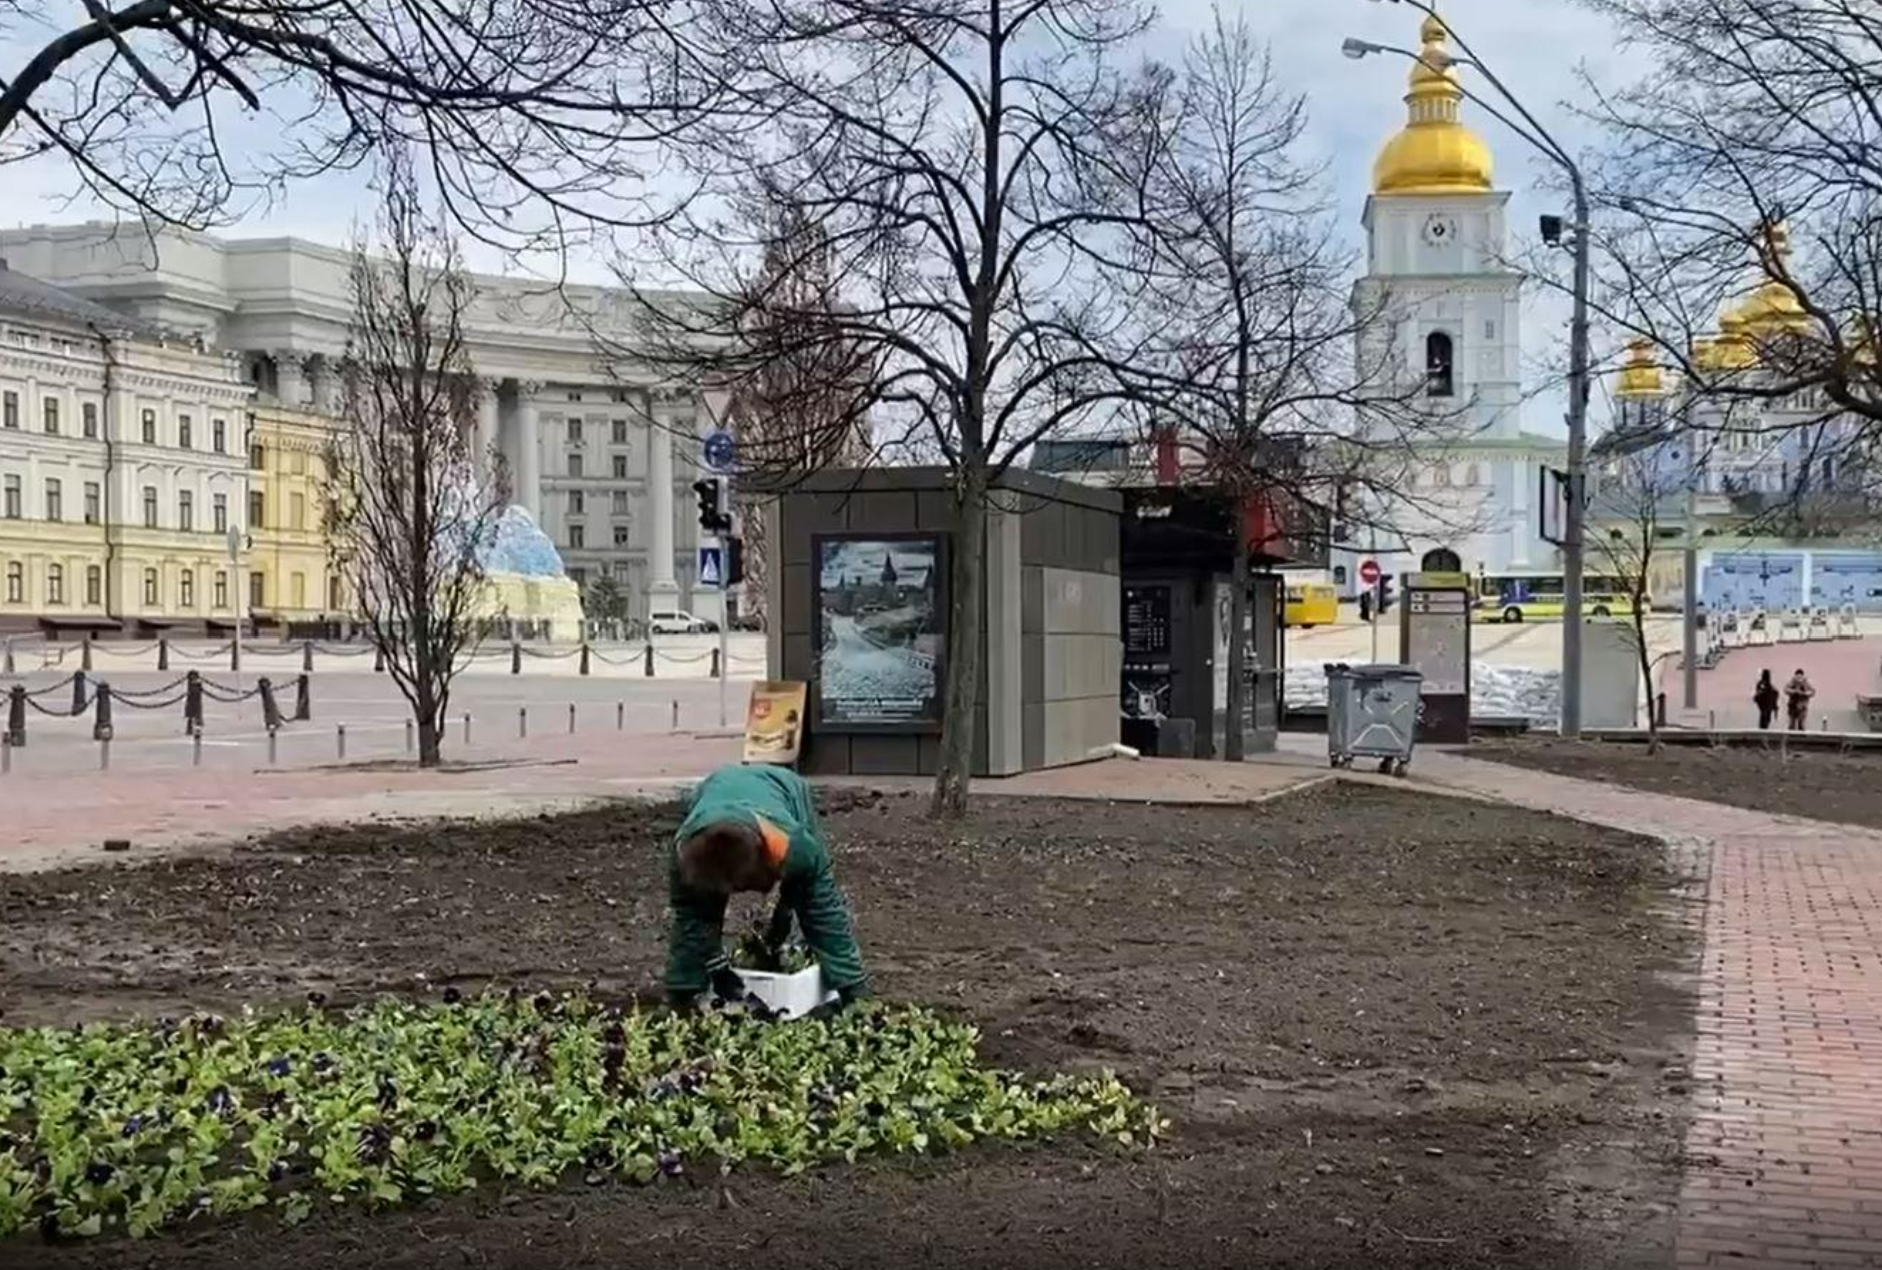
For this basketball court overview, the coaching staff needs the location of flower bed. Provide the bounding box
[0,992,1160,1241]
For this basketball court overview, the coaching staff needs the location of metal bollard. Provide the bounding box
[568,703,576,734]
[294,674,311,722]
[72,670,88,715]
[5,684,25,748]
[710,647,721,679]
[670,699,679,732]
[373,643,386,673]
[81,635,93,671]
[580,644,591,676]
[230,638,241,673]
[518,707,528,739]
[184,670,204,736]
[302,641,315,673]
[91,682,113,742]
[337,724,347,761]
[463,712,472,746]
[644,644,655,677]
[192,730,203,767]
[616,701,624,731]
[158,637,170,671]
[511,641,523,675]
[267,727,278,766]
[405,718,415,754]
[258,678,282,731]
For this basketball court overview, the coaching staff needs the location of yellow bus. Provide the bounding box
[1284,581,1339,628]
[1475,572,1646,623]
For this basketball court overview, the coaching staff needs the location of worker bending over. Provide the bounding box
[665,764,869,1009]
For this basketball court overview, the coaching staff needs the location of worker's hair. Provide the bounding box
[677,821,768,895]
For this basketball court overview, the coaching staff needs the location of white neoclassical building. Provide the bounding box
[1335,14,1566,590]
[0,222,728,624]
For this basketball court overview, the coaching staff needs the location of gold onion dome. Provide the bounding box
[1710,310,1758,370]
[1733,223,1809,336]
[1372,14,1495,195]
[1615,337,1666,398]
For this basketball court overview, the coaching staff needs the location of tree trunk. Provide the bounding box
[1224,543,1250,762]
[418,716,442,766]
[930,471,988,820]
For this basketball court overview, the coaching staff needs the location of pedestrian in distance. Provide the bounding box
[1784,667,1815,732]
[1753,669,1780,730]
[1358,589,1373,623]
[665,763,870,1011]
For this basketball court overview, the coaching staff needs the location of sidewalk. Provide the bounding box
[1403,745,1882,1269]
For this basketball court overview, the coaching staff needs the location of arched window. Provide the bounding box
[1425,331,1455,397]
[1464,463,1481,487]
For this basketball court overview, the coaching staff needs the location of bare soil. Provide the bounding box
[1472,736,1882,830]
[0,782,1695,1270]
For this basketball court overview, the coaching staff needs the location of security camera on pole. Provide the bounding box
[696,426,742,727]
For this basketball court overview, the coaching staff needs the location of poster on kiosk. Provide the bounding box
[1400,548,1472,744]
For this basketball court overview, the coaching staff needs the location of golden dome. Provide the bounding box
[1372,14,1495,195]
[1733,223,1809,335]
[1615,337,1666,398]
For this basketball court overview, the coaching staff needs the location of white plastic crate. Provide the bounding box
[735,964,838,1019]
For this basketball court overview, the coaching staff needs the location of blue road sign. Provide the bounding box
[703,428,737,473]
[698,544,725,588]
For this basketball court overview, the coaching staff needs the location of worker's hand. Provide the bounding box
[709,965,748,1002]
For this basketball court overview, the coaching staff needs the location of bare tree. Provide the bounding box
[621,0,1159,816]
[326,157,505,766]
[1104,11,1466,756]
[1,1,710,246]
[1576,0,1882,505]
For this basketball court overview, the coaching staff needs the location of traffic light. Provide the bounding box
[1378,573,1395,615]
[692,478,731,533]
[724,536,745,586]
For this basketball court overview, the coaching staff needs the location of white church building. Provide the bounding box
[1331,14,1566,594]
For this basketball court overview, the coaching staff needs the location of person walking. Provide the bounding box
[1784,668,1816,732]
[1753,669,1780,730]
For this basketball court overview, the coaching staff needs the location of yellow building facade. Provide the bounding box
[246,402,345,629]
[0,264,254,639]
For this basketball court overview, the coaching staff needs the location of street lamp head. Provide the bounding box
[1341,36,1379,59]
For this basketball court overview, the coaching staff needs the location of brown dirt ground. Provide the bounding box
[0,782,1695,1270]
[1471,736,1882,831]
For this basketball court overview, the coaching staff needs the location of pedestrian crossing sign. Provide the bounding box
[698,544,724,588]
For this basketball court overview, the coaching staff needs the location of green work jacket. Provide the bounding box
[665,765,867,996]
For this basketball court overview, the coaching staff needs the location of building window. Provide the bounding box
[212,418,227,453]
[2,391,16,428]
[569,490,585,515]
[291,572,307,608]
[86,564,101,606]
[566,418,583,444]
[44,478,61,522]
[568,452,584,478]
[213,570,228,609]
[611,489,628,513]
[613,524,630,547]
[612,455,627,479]
[568,523,585,549]
[568,565,588,589]
[567,390,583,403]
[249,570,265,609]
[178,490,194,532]
[3,474,20,519]
[143,568,159,607]
[179,569,195,609]
[4,562,20,603]
[43,397,59,434]
[142,409,157,444]
[291,492,305,530]
[1463,463,1480,487]
[249,490,265,529]
[291,450,306,476]
[178,414,192,450]
[143,486,159,528]
[213,492,227,533]
[249,442,265,470]
[1425,331,1455,397]
[46,563,64,606]
[612,419,627,444]
[83,482,100,524]
[82,402,98,439]
[1484,319,1496,340]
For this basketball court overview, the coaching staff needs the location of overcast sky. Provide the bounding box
[3,0,1637,432]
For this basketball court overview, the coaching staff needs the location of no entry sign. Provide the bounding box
[1358,559,1381,587]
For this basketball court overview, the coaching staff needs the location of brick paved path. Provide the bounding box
[1413,748,1882,1269]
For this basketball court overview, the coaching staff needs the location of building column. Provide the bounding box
[273,351,308,408]
[475,376,501,487]
[309,355,341,416]
[648,390,679,607]
[516,380,543,521]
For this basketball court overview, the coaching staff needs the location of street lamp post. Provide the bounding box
[1343,0,1592,737]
